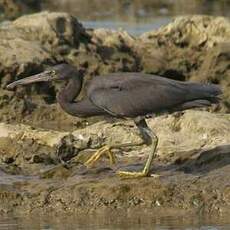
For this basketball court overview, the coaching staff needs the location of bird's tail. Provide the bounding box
[202,84,222,96]
[187,83,222,102]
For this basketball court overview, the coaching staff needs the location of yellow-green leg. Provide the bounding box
[117,118,159,178]
[85,118,159,179]
[84,141,143,167]
[84,145,116,167]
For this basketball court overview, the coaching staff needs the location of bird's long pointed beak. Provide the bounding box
[6,71,55,90]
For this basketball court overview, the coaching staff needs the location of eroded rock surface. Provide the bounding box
[0,13,229,131]
[0,12,139,129]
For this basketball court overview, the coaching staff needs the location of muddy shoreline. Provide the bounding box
[0,111,229,215]
[0,12,229,215]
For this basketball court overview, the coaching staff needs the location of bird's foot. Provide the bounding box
[84,145,116,167]
[117,170,160,179]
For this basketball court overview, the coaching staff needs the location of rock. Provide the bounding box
[2,110,229,162]
[0,12,139,128]
[0,11,87,76]
[0,125,64,174]
[0,123,68,147]
[92,29,136,49]
[0,109,229,170]
[150,110,230,156]
[0,13,229,129]
[72,121,141,149]
[12,11,87,49]
[191,42,230,112]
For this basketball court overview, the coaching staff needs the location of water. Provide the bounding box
[0,213,229,230]
[81,17,172,36]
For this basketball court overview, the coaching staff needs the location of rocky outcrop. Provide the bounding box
[0,13,229,130]
[0,11,139,129]
[0,11,88,81]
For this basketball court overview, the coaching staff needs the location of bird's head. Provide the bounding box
[7,64,80,90]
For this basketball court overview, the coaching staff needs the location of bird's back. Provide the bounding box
[87,73,222,117]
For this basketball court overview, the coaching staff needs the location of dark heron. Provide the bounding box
[7,64,222,178]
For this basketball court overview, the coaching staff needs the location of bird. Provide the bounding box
[7,63,222,178]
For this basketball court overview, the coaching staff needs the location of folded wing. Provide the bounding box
[87,73,221,117]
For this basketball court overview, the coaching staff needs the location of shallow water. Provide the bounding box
[0,213,230,230]
[81,17,172,36]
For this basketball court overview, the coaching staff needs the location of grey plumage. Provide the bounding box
[6,64,222,177]
[87,72,221,117]
[7,64,222,118]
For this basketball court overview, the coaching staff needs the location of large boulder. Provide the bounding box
[0,11,88,80]
[0,12,88,128]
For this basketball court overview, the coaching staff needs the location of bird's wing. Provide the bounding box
[87,73,191,117]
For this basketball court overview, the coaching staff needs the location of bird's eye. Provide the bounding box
[51,70,56,77]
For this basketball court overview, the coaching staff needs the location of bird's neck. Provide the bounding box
[57,77,105,117]
[57,77,82,103]
[57,76,83,116]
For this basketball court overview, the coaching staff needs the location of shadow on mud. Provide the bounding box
[145,144,230,178]
[174,144,230,175]
[76,144,230,178]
